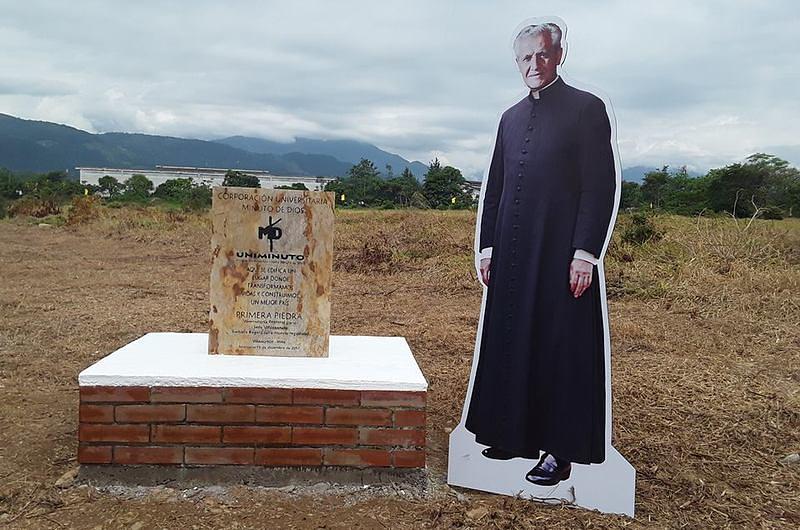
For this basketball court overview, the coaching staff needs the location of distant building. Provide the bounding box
[464,180,482,200]
[77,165,335,191]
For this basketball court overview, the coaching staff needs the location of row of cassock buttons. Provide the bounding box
[504,104,537,340]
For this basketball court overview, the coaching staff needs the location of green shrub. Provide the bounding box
[184,184,212,211]
[621,212,663,245]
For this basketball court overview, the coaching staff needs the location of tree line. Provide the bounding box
[622,154,800,219]
[204,159,476,209]
[2,153,798,219]
[0,158,477,217]
[324,158,475,209]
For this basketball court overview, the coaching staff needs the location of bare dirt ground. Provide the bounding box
[0,207,798,529]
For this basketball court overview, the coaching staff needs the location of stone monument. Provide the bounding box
[208,187,334,357]
[77,184,428,476]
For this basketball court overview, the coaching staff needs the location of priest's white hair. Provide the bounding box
[513,23,563,53]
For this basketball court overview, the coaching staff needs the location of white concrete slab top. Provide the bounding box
[79,333,428,391]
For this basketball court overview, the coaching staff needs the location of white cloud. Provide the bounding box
[1,0,798,172]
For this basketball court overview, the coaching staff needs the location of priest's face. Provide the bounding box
[515,32,562,90]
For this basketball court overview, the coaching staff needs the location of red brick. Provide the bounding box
[255,448,323,466]
[222,426,291,445]
[393,450,426,468]
[292,427,357,446]
[79,404,114,423]
[326,408,392,426]
[79,424,149,443]
[394,409,426,427]
[224,388,292,404]
[186,404,254,423]
[152,425,221,444]
[114,446,183,465]
[293,388,360,406]
[78,445,112,464]
[115,404,185,423]
[80,386,149,403]
[359,428,425,447]
[151,387,223,403]
[256,406,323,424]
[324,449,391,468]
[361,390,425,408]
[185,447,254,465]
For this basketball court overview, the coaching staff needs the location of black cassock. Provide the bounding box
[465,77,615,465]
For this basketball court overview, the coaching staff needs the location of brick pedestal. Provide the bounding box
[78,333,428,470]
[79,386,425,468]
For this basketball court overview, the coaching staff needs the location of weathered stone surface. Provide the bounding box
[208,187,334,357]
[780,453,800,465]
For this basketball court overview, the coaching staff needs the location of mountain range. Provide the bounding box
[0,112,675,183]
[216,136,429,178]
[0,113,426,180]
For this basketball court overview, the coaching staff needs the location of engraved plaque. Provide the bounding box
[208,187,334,357]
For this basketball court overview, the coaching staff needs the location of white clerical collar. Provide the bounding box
[530,75,560,99]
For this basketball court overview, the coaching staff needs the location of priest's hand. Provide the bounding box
[569,258,593,298]
[479,258,491,286]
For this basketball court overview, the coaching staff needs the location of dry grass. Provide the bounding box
[0,206,798,528]
[64,196,102,226]
[6,197,61,218]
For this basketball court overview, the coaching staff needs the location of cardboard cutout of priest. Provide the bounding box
[448,17,636,516]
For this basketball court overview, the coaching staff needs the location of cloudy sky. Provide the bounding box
[2,0,799,177]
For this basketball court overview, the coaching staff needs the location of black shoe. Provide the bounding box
[481,447,518,460]
[525,453,571,485]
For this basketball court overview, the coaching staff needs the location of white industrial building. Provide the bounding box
[77,165,335,191]
[465,180,482,200]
